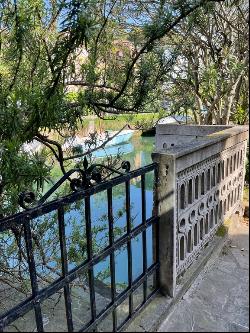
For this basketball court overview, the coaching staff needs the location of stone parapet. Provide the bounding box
[152,124,248,296]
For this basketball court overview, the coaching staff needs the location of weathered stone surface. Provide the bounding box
[157,214,249,332]
[153,124,248,299]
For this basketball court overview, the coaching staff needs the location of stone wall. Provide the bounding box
[152,124,248,296]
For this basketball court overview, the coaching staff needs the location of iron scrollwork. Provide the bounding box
[18,157,131,210]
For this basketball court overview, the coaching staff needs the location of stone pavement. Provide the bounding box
[158,214,249,332]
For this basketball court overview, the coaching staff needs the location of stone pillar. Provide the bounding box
[152,151,177,297]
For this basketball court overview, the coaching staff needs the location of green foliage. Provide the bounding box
[0,144,51,216]
[216,225,228,237]
[1,0,225,217]
[87,112,165,132]
[232,106,249,125]
[163,0,249,125]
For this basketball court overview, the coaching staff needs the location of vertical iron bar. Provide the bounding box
[107,188,117,332]
[23,219,44,332]
[126,181,134,317]
[58,206,74,332]
[153,166,160,288]
[85,196,97,330]
[141,174,147,302]
[0,164,162,333]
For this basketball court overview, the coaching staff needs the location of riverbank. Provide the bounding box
[73,112,162,136]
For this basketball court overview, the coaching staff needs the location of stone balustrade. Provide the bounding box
[152,124,248,297]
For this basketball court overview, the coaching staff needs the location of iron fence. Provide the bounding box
[0,163,159,332]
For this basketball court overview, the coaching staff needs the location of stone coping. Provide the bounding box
[153,125,249,160]
[156,124,233,136]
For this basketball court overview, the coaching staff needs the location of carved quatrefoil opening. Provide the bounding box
[179,218,186,233]
[199,202,205,214]
[190,210,196,223]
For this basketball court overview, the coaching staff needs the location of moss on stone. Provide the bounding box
[216,225,228,237]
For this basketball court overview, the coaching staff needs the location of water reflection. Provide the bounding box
[91,142,134,159]
[2,133,156,332]
[44,133,155,284]
[80,133,154,169]
[79,134,155,283]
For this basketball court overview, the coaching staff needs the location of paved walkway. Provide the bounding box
[158,214,249,332]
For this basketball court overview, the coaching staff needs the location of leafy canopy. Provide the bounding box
[0,0,222,216]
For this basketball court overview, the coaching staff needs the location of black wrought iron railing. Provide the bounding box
[0,163,159,332]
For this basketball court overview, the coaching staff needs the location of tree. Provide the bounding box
[163,0,249,124]
[0,0,224,217]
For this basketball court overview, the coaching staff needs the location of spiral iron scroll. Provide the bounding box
[18,158,131,210]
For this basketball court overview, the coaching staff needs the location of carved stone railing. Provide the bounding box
[152,124,248,297]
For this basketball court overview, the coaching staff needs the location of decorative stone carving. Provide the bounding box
[176,141,246,275]
[153,124,248,296]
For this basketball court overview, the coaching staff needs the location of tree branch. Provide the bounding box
[63,124,128,161]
